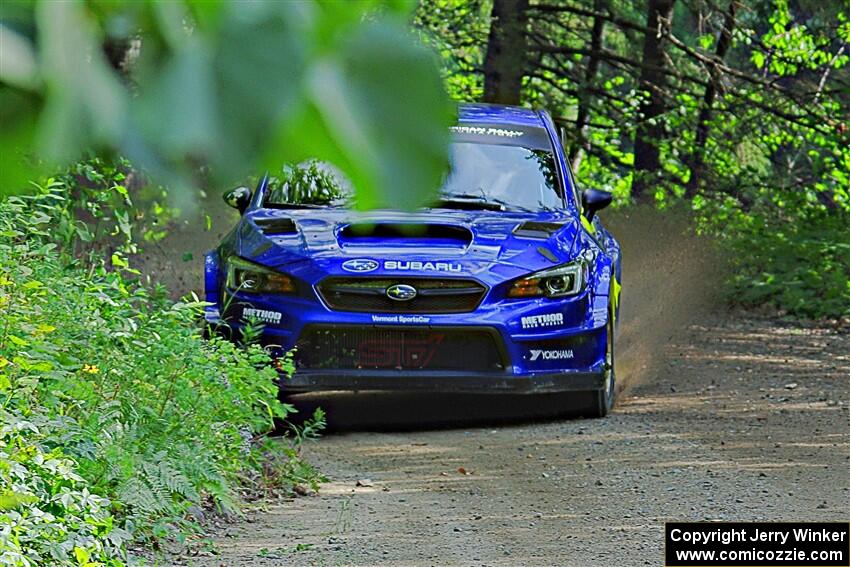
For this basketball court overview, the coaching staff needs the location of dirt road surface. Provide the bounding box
[189,314,849,567]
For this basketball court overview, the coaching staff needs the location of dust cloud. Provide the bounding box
[604,206,725,396]
[132,194,238,298]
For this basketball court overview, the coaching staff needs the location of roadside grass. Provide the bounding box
[0,190,322,566]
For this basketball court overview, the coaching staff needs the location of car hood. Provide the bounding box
[235,207,583,279]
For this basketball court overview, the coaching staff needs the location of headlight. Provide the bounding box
[225,257,295,294]
[507,260,587,298]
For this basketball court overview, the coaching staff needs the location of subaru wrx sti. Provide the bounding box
[205,103,622,417]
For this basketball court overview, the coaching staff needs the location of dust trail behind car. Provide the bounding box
[605,206,724,396]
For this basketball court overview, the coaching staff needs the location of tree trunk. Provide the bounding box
[483,0,529,105]
[570,0,607,172]
[685,1,737,197]
[631,0,676,203]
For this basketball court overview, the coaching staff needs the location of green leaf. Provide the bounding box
[0,24,40,90]
[35,1,127,164]
[0,89,40,194]
[208,1,307,181]
[1,1,453,212]
[111,253,128,268]
[0,491,39,511]
[73,545,91,566]
[277,21,453,210]
[135,41,218,160]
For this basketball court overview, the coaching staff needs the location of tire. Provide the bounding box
[579,310,616,418]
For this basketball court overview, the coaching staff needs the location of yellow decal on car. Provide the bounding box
[580,215,596,235]
[611,274,621,323]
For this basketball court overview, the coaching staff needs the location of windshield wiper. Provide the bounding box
[265,201,348,210]
[435,193,533,212]
[435,196,506,212]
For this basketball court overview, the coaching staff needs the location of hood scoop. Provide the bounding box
[513,221,565,239]
[337,222,473,249]
[253,217,297,235]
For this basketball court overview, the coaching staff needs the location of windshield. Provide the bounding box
[264,136,563,211]
[440,142,561,211]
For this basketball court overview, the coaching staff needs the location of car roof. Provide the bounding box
[457,103,546,129]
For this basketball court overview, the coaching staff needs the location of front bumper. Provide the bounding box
[208,277,611,394]
[282,369,606,394]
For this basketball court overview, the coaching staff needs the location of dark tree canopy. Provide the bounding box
[417,0,850,209]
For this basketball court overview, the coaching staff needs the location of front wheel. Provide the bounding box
[579,311,616,418]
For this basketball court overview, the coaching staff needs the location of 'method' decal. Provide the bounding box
[521,313,564,329]
[242,307,282,325]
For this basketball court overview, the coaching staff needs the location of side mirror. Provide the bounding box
[581,189,613,221]
[224,186,252,214]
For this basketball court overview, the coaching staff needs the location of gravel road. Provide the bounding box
[190,314,849,567]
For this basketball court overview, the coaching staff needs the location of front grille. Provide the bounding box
[295,326,505,371]
[317,277,487,314]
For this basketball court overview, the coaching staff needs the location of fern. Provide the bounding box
[118,477,168,516]
[154,457,200,503]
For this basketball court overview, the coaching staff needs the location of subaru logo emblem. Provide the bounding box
[342,258,378,273]
[386,284,417,301]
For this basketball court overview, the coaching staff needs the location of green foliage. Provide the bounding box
[1,419,129,567]
[0,0,454,210]
[265,161,347,206]
[0,187,322,561]
[27,157,178,269]
[696,193,850,319]
[414,0,489,101]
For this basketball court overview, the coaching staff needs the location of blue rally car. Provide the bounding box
[205,103,622,417]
